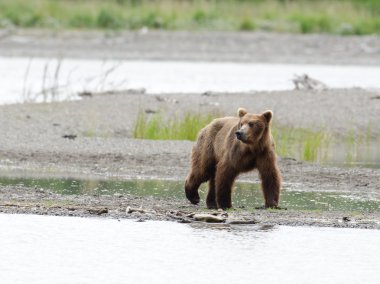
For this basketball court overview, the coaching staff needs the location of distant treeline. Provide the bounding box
[0,0,379,35]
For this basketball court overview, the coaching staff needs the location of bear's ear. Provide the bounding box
[237,108,248,118]
[262,110,273,123]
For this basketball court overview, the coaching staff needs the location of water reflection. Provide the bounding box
[0,176,379,212]
[189,222,277,233]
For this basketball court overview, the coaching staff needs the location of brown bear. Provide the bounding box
[185,108,281,209]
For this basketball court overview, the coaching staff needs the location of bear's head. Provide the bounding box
[235,108,273,144]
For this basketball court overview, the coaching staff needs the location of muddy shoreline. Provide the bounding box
[2,183,379,229]
[0,90,379,229]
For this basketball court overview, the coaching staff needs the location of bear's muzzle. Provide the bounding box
[235,130,243,141]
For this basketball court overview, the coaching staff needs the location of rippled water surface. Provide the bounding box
[0,214,379,284]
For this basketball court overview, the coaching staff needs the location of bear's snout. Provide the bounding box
[235,130,243,140]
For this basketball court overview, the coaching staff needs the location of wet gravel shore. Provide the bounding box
[0,91,379,229]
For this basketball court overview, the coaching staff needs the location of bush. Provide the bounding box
[97,9,123,29]
[239,18,256,31]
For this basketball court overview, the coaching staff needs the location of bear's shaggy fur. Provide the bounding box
[185,108,281,209]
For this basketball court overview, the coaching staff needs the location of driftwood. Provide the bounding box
[78,88,146,98]
[166,212,192,223]
[155,95,178,104]
[87,208,108,215]
[292,74,327,91]
[192,213,225,223]
[126,206,154,214]
[225,219,258,225]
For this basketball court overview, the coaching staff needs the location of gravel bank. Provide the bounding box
[0,90,379,229]
[1,30,379,228]
[1,29,380,65]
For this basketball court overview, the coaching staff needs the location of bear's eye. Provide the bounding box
[248,122,255,127]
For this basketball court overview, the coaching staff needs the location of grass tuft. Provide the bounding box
[133,111,379,165]
[271,124,331,162]
[133,111,217,141]
[239,18,256,31]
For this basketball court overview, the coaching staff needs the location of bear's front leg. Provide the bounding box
[215,164,237,209]
[256,151,281,208]
[185,173,202,205]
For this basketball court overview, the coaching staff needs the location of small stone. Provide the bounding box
[62,134,77,140]
[342,216,351,222]
[178,219,192,224]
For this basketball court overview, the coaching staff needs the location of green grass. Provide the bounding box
[271,125,331,162]
[133,110,379,165]
[133,110,331,161]
[133,111,217,141]
[0,0,380,35]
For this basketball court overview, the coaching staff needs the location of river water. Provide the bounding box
[1,56,380,104]
[1,214,379,284]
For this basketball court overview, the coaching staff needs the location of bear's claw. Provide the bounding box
[186,191,200,205]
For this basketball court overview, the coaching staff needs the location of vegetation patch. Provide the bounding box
[133,110,378,165]
[0,0,379,35]
[271,125,331,162]
[133,111,217,141]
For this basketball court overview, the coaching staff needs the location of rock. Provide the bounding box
[78,91,93,97]
[145,109,157,114]
[178,219,192,224]
[62,134,77,140]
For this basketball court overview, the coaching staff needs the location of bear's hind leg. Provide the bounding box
[185,134,215,205]
[206,175,217,209]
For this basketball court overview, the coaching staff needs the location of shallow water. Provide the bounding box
[2,56,380,104]
[0,214,379,284]
[1,176,379,212]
